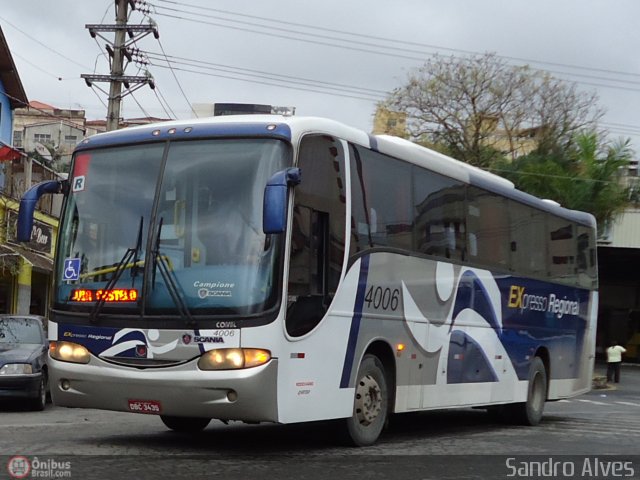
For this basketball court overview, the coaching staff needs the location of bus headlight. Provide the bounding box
[198,348,271,370]
[50,341,90,364]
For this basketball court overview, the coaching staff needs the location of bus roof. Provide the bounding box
[75,114,596,228]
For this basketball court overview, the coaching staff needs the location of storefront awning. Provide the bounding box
[0,244,53,272]
[0,144,23,162]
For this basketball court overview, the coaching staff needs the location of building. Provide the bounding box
[13,101,86,172]
[372,107,408,138]
[0,27,27,143]
[193,103,295,118]
[84,116,171,136]
[0,26,60,316]
[597,228,640,362]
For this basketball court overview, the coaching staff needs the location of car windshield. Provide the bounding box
[55,138,290,317]
[0,318,43,344]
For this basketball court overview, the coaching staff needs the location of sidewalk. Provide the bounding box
[592,362,640,393]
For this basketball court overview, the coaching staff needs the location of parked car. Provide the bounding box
[0,315,48,410]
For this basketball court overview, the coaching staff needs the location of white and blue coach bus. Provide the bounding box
[18,116,597,446]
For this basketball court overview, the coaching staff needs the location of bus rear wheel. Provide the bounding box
[344,354,389,447]
[160,415,211,433]
[508,356,547,425]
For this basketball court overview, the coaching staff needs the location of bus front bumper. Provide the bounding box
[48,356,279,422]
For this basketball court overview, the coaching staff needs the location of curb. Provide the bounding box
[592,375,617,391]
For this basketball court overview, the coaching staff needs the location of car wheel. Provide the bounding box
[29,372,47,411]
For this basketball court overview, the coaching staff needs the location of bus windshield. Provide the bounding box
[55,138,290,317]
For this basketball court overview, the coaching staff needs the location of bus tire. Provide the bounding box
[160,415,211,433]
[344,354,389,447]
[509,356,547,426]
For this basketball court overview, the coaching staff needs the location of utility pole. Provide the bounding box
[82,0,157,131]
[105,0,127,131]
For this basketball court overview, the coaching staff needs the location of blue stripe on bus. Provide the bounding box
[451,270,500,335]
[340,255,370,388]
[195,328,205,355]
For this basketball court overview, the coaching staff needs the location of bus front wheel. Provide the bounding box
[160,415,211,433]
[344,354,389,447]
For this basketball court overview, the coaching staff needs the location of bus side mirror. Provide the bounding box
[17,180,66,242]
[263,168,301,234]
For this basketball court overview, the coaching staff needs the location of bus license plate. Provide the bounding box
[128,399,162,415]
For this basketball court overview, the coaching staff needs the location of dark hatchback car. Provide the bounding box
[0,315,48,410]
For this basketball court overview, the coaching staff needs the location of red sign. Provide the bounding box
[72,153,91,192]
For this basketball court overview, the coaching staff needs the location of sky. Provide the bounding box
[2,0,640,151]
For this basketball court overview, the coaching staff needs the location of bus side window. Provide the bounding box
[349,145,412,252]
[576,225,597,288]
[508,201,546,277]
[548,217,576,285]
[413,169,466,261]
[466,186,509,269]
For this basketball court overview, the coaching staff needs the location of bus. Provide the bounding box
[18,115,598,446]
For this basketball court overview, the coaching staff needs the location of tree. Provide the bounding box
[385,53,603,168]
[492,131,632,228]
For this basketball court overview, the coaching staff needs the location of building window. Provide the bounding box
[65,135,78,143]
[34,133,52,143]
[13,131,22,148]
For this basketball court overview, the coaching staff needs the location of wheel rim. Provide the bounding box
[355,373,382,426]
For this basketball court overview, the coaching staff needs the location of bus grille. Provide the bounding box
[102,356,187,368]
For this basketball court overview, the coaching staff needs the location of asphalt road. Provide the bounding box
[1,364,639,479]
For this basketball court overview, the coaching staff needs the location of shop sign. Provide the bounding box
[6,210,53,254]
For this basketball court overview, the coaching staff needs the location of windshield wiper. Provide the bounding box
[151,218,196,328]
[89,217,144,323]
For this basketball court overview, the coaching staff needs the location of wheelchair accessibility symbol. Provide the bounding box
[63,258,81,281]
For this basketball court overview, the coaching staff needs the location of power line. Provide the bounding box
[142,49,640,133]
[153,86,177,119]
[156,39,197,117]
[149,1,640,84]
[145,57,640,133]
[132,0,174,119]
[0,91,87,132]
[602,121,640,132]
[149,9,441,63]
[601,124,640,138]
[149,8,640,97]
[0,14,91,70]
[88,85,109,110]
[148,63,381,102]
[143,51,386,98]
[10,51,69,81]
[487,168,624,185]
[129,91,152,118]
